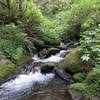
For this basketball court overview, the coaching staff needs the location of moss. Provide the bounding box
[63,48,84,73]
[86,68,100,83]
[0,60,16,81]
[0,51,5,60]
[41,62,55,68]
[73,72,86,82]
[47,48,60,55]
[70,82,88,91]
[71,66,100,97]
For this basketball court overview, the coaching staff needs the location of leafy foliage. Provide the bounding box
[0,24,29,63]
[80,25,100,66]
[34,0,74,17]
[55,0,100,40]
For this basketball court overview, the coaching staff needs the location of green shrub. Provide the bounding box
[55,0,99,40]
[79,25,100,67]
[34,0,74,17]
[0,24,29,63]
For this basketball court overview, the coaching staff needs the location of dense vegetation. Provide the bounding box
[0,0,100,99]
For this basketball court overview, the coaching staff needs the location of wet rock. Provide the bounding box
[41,62,55,73]
[47,47,60,56]
[38,49,48,59]
[62,48,84,73]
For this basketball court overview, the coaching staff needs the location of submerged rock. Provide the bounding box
[86,68,100,83]
[68,89,85,100]
[40,62,55,73]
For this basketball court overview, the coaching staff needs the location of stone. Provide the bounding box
[47,47,60,56]
[38,49,48,58]
[62,48,84,73]
[40,62,55,73]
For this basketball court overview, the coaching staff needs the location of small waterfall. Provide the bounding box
[0,67,55,100]
[32,50,69,63]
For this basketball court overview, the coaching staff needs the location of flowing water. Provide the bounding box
[0,50,72,100]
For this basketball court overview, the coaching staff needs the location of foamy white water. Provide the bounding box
[0,49,70,100]
[1,68,55,92]
[32,50,68,63]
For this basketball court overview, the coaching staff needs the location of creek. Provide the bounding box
[0,50,73,100]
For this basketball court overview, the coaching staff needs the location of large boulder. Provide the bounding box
[32,38,45,50]
[86,66,100,83]
[62,48,84,73]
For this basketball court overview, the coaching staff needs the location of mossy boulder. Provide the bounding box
[63,48,84,73]
[47,47,60,55]
[0,59,16,82]
[38,49,48,58]
[73,72,86,82]
[40,62,55,73]
[41,62,55,68]
[70,82,88,91]
[86,68,100,83]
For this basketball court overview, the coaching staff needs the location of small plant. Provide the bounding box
[80,24,100,68]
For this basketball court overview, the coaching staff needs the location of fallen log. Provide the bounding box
[54,67,74,83]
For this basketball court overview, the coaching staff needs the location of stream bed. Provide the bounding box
[0,50,73,100]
